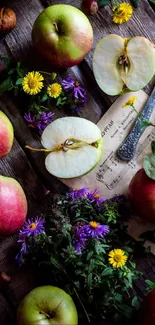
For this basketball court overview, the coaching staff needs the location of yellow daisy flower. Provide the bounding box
[108,249,127,268]
[22,71,44,95]
[122,96,137,108]
[47,83,62,98]
[112,2,133,24]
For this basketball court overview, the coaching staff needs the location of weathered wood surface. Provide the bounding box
[0,0,155,324]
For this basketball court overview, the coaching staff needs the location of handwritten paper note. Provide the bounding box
[60,90,155,253]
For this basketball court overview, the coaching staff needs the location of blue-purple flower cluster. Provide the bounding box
[62,76,87,113]
[15,216,45,265]
[67,187,105,209]
[24,111,54,135]
[73,221,109,254]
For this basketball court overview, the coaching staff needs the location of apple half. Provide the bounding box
[41,117,103,178]
[93,34,155,96]
[26,117,103,179]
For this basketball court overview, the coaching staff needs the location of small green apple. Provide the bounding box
[26,116,103,179]
[17,286,78,325]
[32,4,93,68]
[93,34,155,95]
[0,110,14,158]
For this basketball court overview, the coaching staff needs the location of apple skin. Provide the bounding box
[0,110,14,159]
[128,168,155,223]
[138,289,155,325]
[32,4,93,68]
[0,175,27,236]
[17,285,78,325]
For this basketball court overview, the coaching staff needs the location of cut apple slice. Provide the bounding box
[93,34,155,96]
[41,116,103,178]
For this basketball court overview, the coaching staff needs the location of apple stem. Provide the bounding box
[25,145,52,153]
[53,22,59,32]
[40,310,50,319]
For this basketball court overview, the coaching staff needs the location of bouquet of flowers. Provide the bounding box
[15,187,151,324]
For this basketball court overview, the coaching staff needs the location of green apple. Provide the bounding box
[26,116,103,179]
[32,4,93,68]
[17,286,78,325]
[93,34,155,95]
[0,110,14,158]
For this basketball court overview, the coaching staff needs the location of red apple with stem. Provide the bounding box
[32,4,93,68]
[0,175,28,236]
[0,110,14,159]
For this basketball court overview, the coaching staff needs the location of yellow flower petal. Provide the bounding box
[122,96,137,108]
[47,83,62,98]
[112,3,133,25]
[108,248,127,268]
[22,71,44,95]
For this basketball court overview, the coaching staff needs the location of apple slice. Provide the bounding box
[93,34,155,96]
[40,117,103,178]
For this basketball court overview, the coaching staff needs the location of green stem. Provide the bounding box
[73,288,91,323]
[132,104,155,127]
[39,70,53,76]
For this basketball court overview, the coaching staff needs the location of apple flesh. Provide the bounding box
[0,110,14,159]
[138,289,155,325]
[128,168,155,223]
[0,175,27,235]
[17,285,78,325]
[93,34,155,95]
[32,4,93,68]
[40,116,103,178]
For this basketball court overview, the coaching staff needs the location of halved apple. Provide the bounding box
[93,34,155,96]
[26,117,103,179]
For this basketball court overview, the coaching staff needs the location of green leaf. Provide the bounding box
[140,120,153,127]
[130,0,139,7]
[143,155,155,180]
[86,251,94,261]
[41,93,48,102]
[152,141,155,155]
[98,0,110,7]
[145,279,155,292]
[149,0,155,3]
[0,77,12,92]
[131,296,138,307]
[1,57,10,70]
[15,78,23,85]
[102,267,113,276]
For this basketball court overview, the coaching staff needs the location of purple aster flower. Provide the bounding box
[15,241,28,266]
[72,223,87,254]
[62,76,75,91]
[19,216,45,238]
[66,187,89,200]
[82,221,109,239]
[62,76,87,102]
[72,221,109,254]
[87,189,105,208]
[24,111,54,135]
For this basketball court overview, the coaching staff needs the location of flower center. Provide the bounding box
[28,79,38,89]
[89,221,98,229]
[114,254,122,262]
[28,222,37,229]
[93,193,100,199]
[74,81,79,87]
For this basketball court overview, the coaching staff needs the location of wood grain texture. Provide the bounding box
[0,0,155,324]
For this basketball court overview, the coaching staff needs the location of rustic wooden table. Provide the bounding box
[1,0,155,324]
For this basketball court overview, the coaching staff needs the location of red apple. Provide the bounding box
[81,0,99,15]
[0,110,14,159]
[0,175,28,236]
[128,168,155,223]
[138,289,155,325]
[32,4,93,68]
